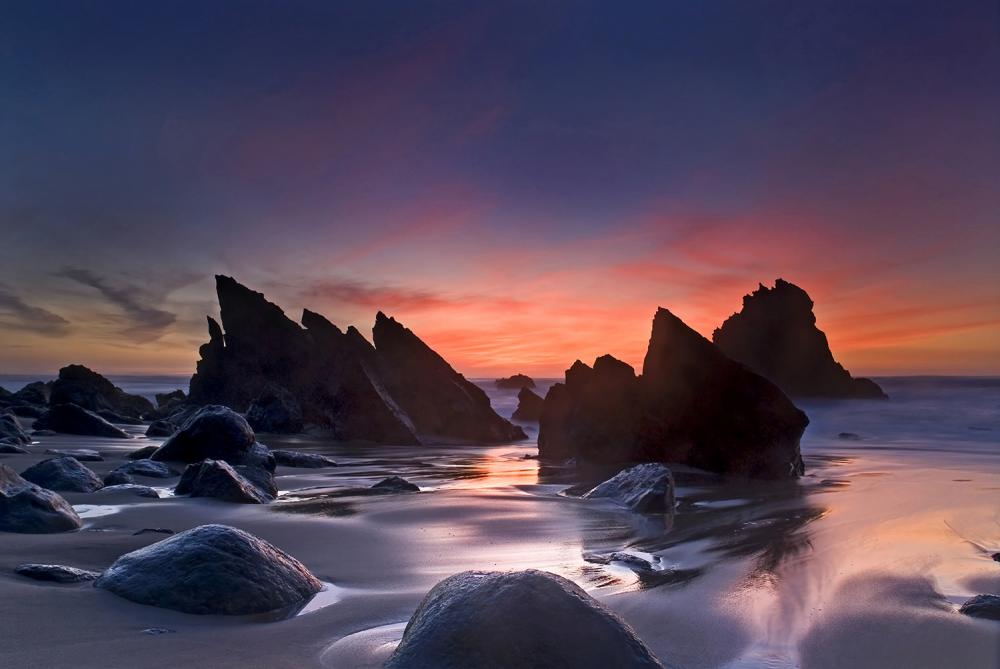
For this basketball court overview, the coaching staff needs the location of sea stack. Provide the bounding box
[538,307,808,479]
[713,279,887,399]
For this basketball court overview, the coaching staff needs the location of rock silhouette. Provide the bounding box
[49,364,154,418]
[21,456,103,493]
[187,276,523,444]
[512,387,544,421]
[495,374,535,390]
[539,308,808,479]
[713,279,887,399]
[33,404,131,439]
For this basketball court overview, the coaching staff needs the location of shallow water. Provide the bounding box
[0,376,997,668]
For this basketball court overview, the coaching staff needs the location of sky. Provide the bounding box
[1,0,998,378]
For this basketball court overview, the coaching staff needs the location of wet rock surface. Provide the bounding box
[272,450,337,468]
[44,448,103,462]
[583,463,675,513]
[174,459,273,503]
[959,594,1000,620]
[33,404,131,439]
[49,364,154,418]
[0,464,82,533]
[15,563,101,583]
[21,456,103,492]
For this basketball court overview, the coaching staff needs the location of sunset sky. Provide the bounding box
[2,1,998,377]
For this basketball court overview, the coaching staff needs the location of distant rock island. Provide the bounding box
[495,374,535,390]
[713,279,887,399]
[538,307,808,479]
[188,275,525,444]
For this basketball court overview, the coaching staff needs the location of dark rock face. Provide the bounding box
[538,308,808,480]
[0,442,29,454]
[155,389,186,407]
[246,384,304,434]
[8,404,44,418]
[0,413,30,444]
[151,405,256,466]
[174,460,273,503]
[186,275,522,444]
[44,448,103,462]
[713,280,887,399]
[371,475,419,493]
[145,419,175,437]
[95,484,158,498]
[512,387,544,421]
[103,470,135,486]
[0,464,83,533]
[495,374,535,390]
[385,570,664,669]
[128,445,160,460]
[959,594,1000,620]
[33,404,131,439]
[584,463,675,513]
[272,450,337,468]
[112,460,178,479]
[96,409,143,425]
[15,563,100,583]
[21,457,103,493]
[95,524,323,614]
[50,364,155,418]
[11,381,51,406]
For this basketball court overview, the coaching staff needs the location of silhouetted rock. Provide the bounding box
[96,409,143,425]
[15,563,100,583]
[128,445,159,460]
[713,280,887,399]
[246,384,303,434]
[0,413,30,445]
[0,464,82,533]
[495,374,535,390]
[838,432,862,440]
[8,404,43,418]
[145,419,175,437]
[21,456,103,492]
[50,364,155,418]
[174,460,273,503]
[31,429,57,436]
[11,381,51,406]
[151,405,259,466]
[584,463,675,513]
[33,404,131,439]
[272,450,337,468]
[155,389,186,408]
[512,387,544,421]
[0,442,29,454]
[103,470,134,486]
[186,276,521,444]
[539,308,808,479]
[371,475,419,493]
[44,448,102,462]
[385,570,664,669]
[111,459,178,479]
[95,524,323,614]
[959,594,1000,621]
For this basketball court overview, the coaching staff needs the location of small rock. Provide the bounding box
[838,432,862,440]
[142,628,176,635]
[15,563,101,583]
[272,450,337,468]
[95,484,159,498]
[371,476,419,493]
[44,448,103,462]
[0,412,30,445]
[0,464,82,533]
[31,429,58,436]
[112,459,178,479]
[128,445,159,460]
[21,457,103,493]
[959,594,1000,621]
[133,528,174,536]
[583,463,675,513]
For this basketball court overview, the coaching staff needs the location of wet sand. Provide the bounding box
[0,378,998,668]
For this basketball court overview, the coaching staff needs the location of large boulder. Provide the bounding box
[33,404,131,439]
[0,464,82,533]
[174,460,273,504]
[713,280,887,399]
[151,405,257,466]
[0,412,30,444]
[512,387,544,421]
[21,457,103,493]
[583,463,675,513]
[94,524,323,614]
[386,570,663,669]
[49,364,155,418]
[538,308,808,479]
[246,384,303,434]
[495,374,535,390]
[11,381,51,406]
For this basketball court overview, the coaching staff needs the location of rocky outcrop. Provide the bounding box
[538,308,808,479]
[246,384,303,434]
[959,594,1000,620]
[150,405,264,467]
[186,275,522,444]
[495,374,535,390]
[33,404,131,439]
[174,460,273,504]
[0,413,30,444]
[272,450,337,468]
[9,381,51,407]
[0,464,83,533]
[21,456,103,493]
[155,389,186,408]
[49,364,155,418]
[95,524,323,614]
[584,463,675,513]
[512,387,544,421]
[386,570,663,669]
[713,280,887,399]
[15,563,101,583]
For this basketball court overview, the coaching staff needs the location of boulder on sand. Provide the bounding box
[49,364,155,418]
[103,470,135,486]
[0,464,82,533]
[128,445,159,460]
[495,374,536,390]
[371,475,419,493]
[959,594,1000,621]
[583,463,675,513]
[0,413,30,445]
[15,563,100,583]
[272,450,337,468]
[94,524,323,615]
[95,483,158,498]
[385,570,664,669]
[33,404,131,439]
[246,384,304,434]
[145,419,175,437]
[174,460,273,504]
[44,448,103,462]
[512,387,545,421]
[151,405,264,467]
[21,456,103,493]
[111,459,178,479]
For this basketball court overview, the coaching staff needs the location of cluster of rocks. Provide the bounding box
[495,374,535,390]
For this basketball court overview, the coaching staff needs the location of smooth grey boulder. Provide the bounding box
[959,594,1000,621]
[145,420,175,437]
[583,463,675,513]
[94,524,323,615]
[21,456,103,493]
[174,460,272,504]
[0,413,30,445]
[33,404,131,439]
[246,384,304,434]
[15,563,101,583]
[95,484,158,498]
[386,570,663,669]
[0,464,83,533]
[44,448,103,462]
[151,405,260,467]
[128,445,159,460]
[272,450,337,468]
[112,459,178,479]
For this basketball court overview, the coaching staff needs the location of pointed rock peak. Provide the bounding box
[648,307,716,357]
[592,355,636,382]
[214,276,300,337]
[206,316,223,343]
[565,360,594,391]
[301,309,342,336]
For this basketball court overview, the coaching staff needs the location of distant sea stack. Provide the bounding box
[538,308,808,479]
[495,374,535,390]
[187,275,525,444]
[713,279,887,399]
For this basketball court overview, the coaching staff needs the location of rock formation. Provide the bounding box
[512,387,544,421]
[583,463,675,513]
[15,564,101,583]
[150,405,267,468]
[385,570,664,669]
[174,460,273,504]
[0,413,30,444]
[33,404,131,439]
[0,464,83,533]
[495,374,535,390]
[94,524,322,615]
[21,457,103,493]
[538,308,808,479]
[49,364,154,417]
[186,275,523,444]
[272,450,337,468]
[713,279,887,399]
[959,594,1000,621]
